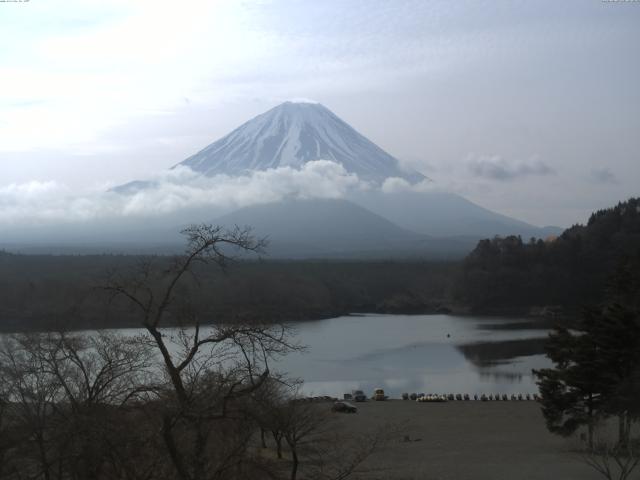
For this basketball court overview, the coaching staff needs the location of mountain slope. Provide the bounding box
[213,198,474,259]
[348,190,562,239]
[176,101,425,184]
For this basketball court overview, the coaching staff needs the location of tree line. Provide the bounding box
[0,252,455,331]
[456,197,640,314]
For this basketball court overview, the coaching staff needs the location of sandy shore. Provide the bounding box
[330,400,604,480]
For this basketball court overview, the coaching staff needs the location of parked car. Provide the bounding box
[332,401,357,413]
[352,390,367,402]
[372,388,387,401]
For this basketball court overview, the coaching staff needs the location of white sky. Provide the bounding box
[0,0,639,227]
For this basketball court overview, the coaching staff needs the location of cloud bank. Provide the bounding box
[380,176,435,194]
[0,161,369,227]
[468,155,555,181]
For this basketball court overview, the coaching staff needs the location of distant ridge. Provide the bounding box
[212,197,476,259]
[347,190,563,239]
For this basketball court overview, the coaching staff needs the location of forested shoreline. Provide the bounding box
[0,256,457,332]
[1,197,638,332]
[456,197,640,315]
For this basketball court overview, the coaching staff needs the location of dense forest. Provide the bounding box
[0,254,455,331]
[455,197,640,314]
[1,197,639,330]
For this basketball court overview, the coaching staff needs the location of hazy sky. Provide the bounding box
[1,0,638,227]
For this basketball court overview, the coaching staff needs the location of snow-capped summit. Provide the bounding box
[286,97,320,104]
[175,101,425,184]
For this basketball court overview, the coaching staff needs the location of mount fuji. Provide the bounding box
[176,100,425,184]
[106,101,561,257]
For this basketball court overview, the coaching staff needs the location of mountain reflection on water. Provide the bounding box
[274,314,551,398]
[456,338,548,367]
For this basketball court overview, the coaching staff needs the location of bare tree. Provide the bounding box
[581,438,640,480]
[250,382,387,480]
[0,334,65,480]
[103,224,301,480]
[0,363,12,478]
[37,331,155,408]
[302,425,388,480]
[40,332,155,480]
[281,400,327,480]
[250,377,291,459]
[0,331,157,480]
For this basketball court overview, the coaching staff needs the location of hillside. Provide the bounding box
[212,197,475,259]
[455,197,640,313]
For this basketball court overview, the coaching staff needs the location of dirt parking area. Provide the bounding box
[330,400,604,480]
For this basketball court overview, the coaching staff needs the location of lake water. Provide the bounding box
[69,313,551,399]
[273,314,551,398]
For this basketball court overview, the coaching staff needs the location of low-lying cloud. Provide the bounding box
[381,176,435,194]
[588,167,618,185]
[0,161,371,226]
[468,155,555,181]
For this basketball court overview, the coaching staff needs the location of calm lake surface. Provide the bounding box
[274,314,551,398]
[89,314,550,399]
